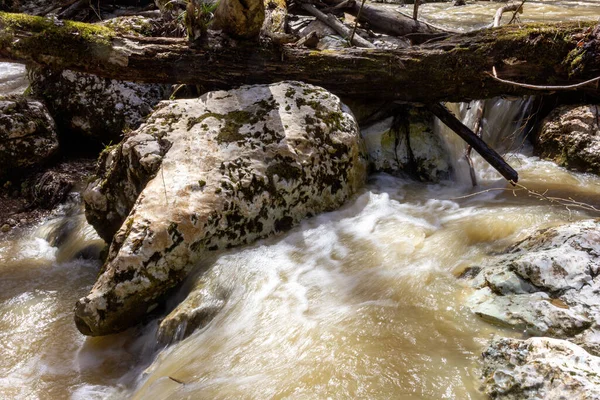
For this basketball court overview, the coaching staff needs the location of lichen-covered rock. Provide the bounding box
[76,81,367,336]
[0,96,59,178]
[29,67,172,144]
[361,108,452,182]
[482,337,600,400]
[465,219,600,354]
[536,105,600,174]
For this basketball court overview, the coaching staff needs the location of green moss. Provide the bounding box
[188,103,277,144]
[285,87,296,98]
[0,12,115,67]
[187,112,224,130]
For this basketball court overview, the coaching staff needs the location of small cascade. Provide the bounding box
[34,198,105,263]
[435,97,534,185]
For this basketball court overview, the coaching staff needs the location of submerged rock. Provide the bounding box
[29,67,172,144]
[482,337,600,399]
[157,273,229,345]
[536,104,600,174]
[466,219,600,354]
[361,107,452,182]
[76,81,367,336]
[0,96,59,178]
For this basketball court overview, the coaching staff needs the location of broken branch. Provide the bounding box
[488,73,600,91]
[428,103,518,183]
[300,3,375,48]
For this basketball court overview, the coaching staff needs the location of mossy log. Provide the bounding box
[0,12,598,103]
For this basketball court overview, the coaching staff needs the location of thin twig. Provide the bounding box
[450,183,600,214]
[413,0,420,20]
[349,0,367,46]
[488,72,600,91]
[508,0,527,25]
[161,167,169,205]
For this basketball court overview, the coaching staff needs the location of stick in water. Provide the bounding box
[428,103,518,183]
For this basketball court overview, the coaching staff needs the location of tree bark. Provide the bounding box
[0,12,598,103]
[351,2,440,37]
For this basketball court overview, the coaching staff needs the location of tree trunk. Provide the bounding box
[351,2,439,37]
[0,12,598,103]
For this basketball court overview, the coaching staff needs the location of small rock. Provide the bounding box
[482,337,600,399]
[1,224,10,232]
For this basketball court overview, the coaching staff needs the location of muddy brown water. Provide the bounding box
[1,3,600,399]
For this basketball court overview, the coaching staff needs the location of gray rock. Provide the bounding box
[482,337,600,400]
[76,81,367,336]
[361,108,452,182]
[466,219,600,353]
[470,287,592,337]
[29,67,172,144]
[536,104,600,174]
[0,96,59,178]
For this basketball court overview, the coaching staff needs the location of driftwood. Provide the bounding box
[0,13,598,104]
[348,2,440,37]
[300,3,375,48]
[492,3,523,28]
[428,103,519,183]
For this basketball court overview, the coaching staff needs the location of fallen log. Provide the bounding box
[351,2,440,37]
[300,3,375,48]
[0,12,598,103]
[429,102,518,183]
[323,0,442,38]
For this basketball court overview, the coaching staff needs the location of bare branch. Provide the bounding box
[488,72,600,91]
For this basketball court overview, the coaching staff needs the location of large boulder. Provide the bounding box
[464,219,600,355]
[361,107,452,182]
[536,104,600,174]
[29,67,172,144]
[76,81,367,335]
[482,337,600,400]
[0,96,59,178]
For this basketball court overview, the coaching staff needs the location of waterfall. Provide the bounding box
[435,97,534,185]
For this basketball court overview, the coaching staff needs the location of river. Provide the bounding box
[1,2,599,399]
